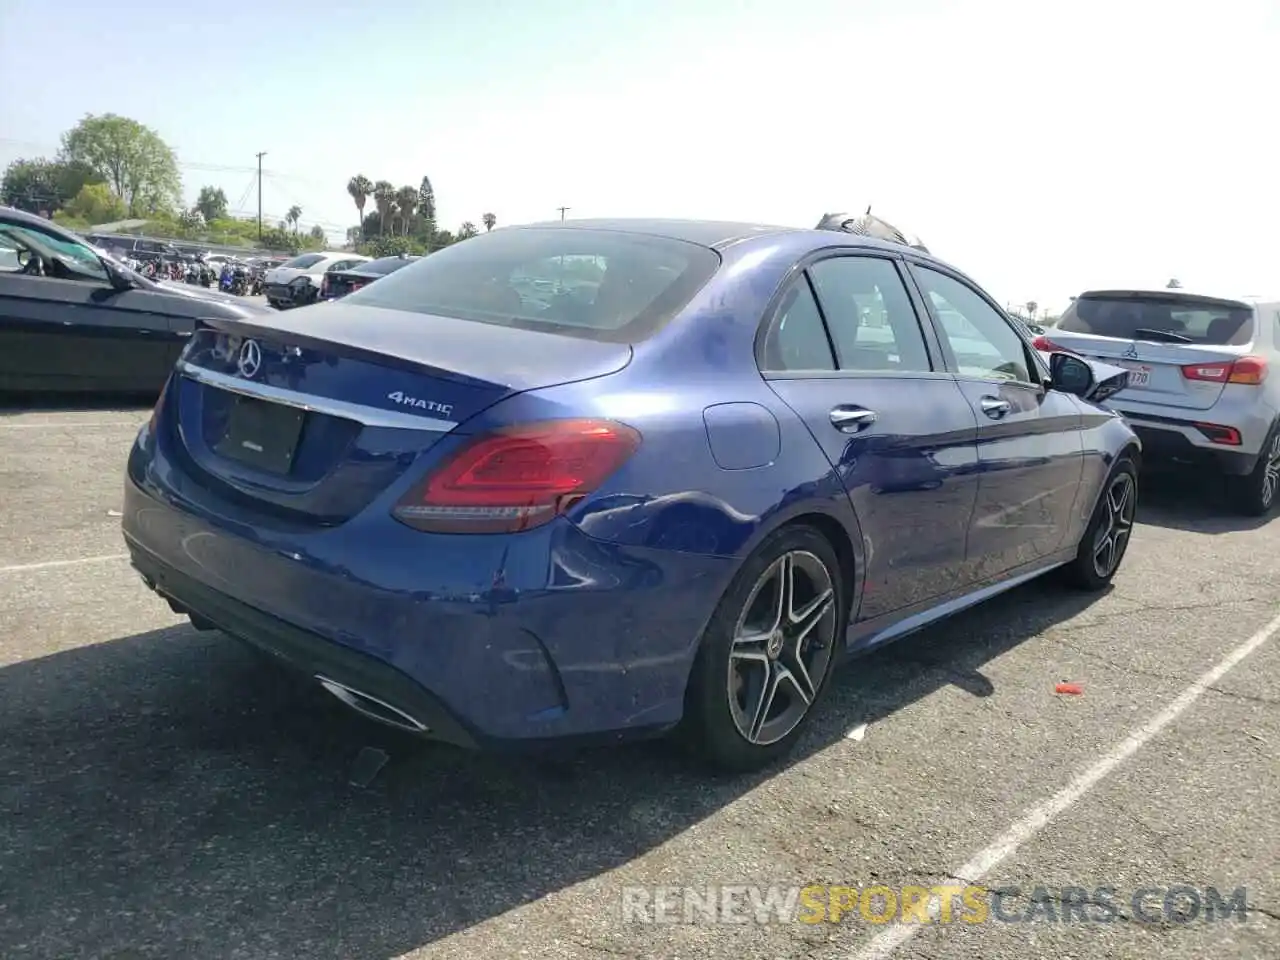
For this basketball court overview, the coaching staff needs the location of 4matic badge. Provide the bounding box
[387,391,454,418]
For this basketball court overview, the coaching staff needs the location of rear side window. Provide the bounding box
[807,256,932,373]
[343,227,720,343]
[281,253,326,269]
[1059,293,1255,346]
[762,279,836,371]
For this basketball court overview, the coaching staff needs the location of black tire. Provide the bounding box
[1064,456,1138,591]
[680,524,846,772]
[1227,425,1280,517]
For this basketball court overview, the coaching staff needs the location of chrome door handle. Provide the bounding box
[979,396,1011,419]
[829,406,877,433]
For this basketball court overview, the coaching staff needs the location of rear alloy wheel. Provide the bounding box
[682,526,843,772]
[1229,428,1280,517]
[1065,458,1137,590]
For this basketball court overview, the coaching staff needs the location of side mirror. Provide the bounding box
[1049,352,1094,397]
[102,257,135,291]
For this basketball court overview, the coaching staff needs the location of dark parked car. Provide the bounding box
[0,206,270,394]
[320,254,421,300]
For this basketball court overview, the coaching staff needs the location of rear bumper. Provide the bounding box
[1120,412,1263,475]
[265,283,317,307]
[130,545,480,747]
[121,444,734,748]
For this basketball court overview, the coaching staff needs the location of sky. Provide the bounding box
[1,0,1277,313]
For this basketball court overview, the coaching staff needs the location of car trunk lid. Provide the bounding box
[167,305,632,525]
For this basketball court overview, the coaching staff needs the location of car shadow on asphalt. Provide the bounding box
[1136,470,1275,535]
[0,574,1106,959]
[0,392,157,415]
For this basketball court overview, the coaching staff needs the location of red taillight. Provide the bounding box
[1192,422,1242,445]
[392,419,641,533]
[1031,335,1076,354]
[1180,356,1267,385]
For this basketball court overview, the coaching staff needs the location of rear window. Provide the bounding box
[1059,292,1255,346]
[342,227,721,342]
[281,253,326,269]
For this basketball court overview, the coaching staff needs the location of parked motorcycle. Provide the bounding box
[229,263,250,296]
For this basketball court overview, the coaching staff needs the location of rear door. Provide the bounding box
[907,262,1084,579]
[760,252,982,620]
[1046,291,1258,410]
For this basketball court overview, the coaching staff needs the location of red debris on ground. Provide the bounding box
[1055,683,1084,695]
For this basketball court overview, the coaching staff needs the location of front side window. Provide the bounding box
[914,266,1031,383]
[0,222,109,283]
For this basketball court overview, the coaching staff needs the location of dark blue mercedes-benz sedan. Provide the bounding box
[122,218,1140,771]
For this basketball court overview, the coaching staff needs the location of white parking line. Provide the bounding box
[0,554,129,575]
[850,606,1280,960]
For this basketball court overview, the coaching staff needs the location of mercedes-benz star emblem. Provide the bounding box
[237,339,263,378]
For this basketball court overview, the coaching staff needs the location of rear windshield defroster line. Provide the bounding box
[340,227,721,344]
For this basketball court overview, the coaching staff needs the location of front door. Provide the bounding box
[0,219,179,391]
[759,252,982,621]
[908,263,1084,581]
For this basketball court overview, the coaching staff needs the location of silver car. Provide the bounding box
[1035,289,1280,516]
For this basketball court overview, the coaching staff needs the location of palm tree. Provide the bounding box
[372,181,395,236]
[482,213,496,232]
[286,205,302,235]
[395,185,418,235]
[347,175,373,238]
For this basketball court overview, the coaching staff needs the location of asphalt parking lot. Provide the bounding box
[1,403,1277,960]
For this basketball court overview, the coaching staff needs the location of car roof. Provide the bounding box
[513,217,801,250]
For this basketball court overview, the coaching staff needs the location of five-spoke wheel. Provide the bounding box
[727,550,838,747]
[1091,471,1136,580]
[682,525,844,771]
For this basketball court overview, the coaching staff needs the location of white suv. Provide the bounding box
[1037,289,1280,515]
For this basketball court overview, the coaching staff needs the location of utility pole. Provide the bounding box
[255,151,267,242]
[556,206,570,221]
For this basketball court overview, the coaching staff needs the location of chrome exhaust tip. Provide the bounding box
[315,676,429,734]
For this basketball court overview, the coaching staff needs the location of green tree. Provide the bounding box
[60,113,182,215]
[309,224,326,243]
[63,182,127,224]
[482,212,496,232]
[347,174,373,236]
[457,221,479,240]
[417,176,436,224]
[395,185,418,235]
[372,181,395,235]
[1,157,100,213]
[286,205,302,235]
[195,185,228,223]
